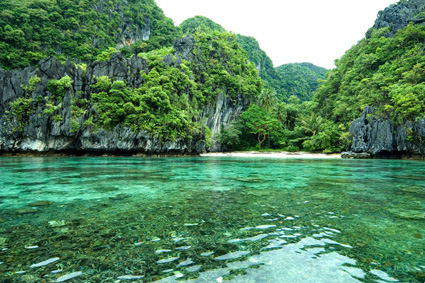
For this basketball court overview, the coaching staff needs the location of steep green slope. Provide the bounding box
[0,0,181,70]
[310,0,425,157]
[276,63,328,101]
[235,35,287,100]
[314,23,425,125]
[180,17,285,100]
[180,16,326,102]
[180,15,226,34]
[0,29,261,153]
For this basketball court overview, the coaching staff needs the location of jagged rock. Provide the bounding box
[201,92,250,151]
[341,152,371,159]
[370,0,425,37]
[349,106,425,158]
[173,36,195,63]
[0,48,245,154]
[85,53,147,89]
[172,35,251,151]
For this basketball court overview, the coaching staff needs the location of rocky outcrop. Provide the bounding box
[341,152,371,159]
[370,0,425,37]
[201,92,250,151]
[0,43,248,154]
[347,106,425,158]
[94,0,151,48]
[173,35,252,151]
[0,55,204,155]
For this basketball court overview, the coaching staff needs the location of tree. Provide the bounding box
[300,113,323,136]
[241,105,281,150]
[258,88,278,114]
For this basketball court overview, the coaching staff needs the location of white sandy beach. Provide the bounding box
[200,151,342,159]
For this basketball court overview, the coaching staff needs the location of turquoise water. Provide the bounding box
[0,157,424,282]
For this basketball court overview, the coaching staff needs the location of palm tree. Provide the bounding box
[258,88,278,114]
[274,102,287,125]
[258,88,278,148]
[300,113,323,136]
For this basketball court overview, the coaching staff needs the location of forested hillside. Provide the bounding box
[180,16,326,102]
[0,0,180,69]
[0,0,262,154]
[314,0,425,157]
[276,63,327,101]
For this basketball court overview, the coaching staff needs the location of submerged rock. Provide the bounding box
[16,208,39,215]
[28,200,53,207]
[341,152,371,159]
[389,208,425,220]
[157,257,179,264]
[48,220,66,227]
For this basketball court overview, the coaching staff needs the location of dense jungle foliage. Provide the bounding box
[93,30,262,141]
[276,63,327,102]
[4,29,262,142]
[219,9,425,153]
[315,23,425,126]
[180,16,327,102]
[179,17,341,152]
[219,92,345,153]
[0,0,181,69]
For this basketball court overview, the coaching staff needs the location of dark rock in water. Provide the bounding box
[28,200,53,207]
[349,106,425,158]
[16,208,39,215]
[341,152,371,159]
[93,186,119,192]
[389,208,425,220]
[109,194,129,201]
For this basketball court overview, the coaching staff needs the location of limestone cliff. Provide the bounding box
[346,106,425,158]
[0,37,251,155]
[0,56,199,155]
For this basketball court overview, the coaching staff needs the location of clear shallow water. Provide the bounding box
[0,157,424,283]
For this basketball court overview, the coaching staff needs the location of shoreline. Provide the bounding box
[201,151,342,159]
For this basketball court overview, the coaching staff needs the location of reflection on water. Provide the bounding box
[0,157,424,282]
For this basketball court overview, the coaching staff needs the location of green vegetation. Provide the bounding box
[87,31,261,141]
[220,93,344,153]
[276,63,328,102]
[180,15,226,34]
[180,16,327,103]
[88,31,261,141]
[235,35,286,100]
[315,24,425,126]
[0,0,181,70]
[8,97,34,131]
[90,50,202,140]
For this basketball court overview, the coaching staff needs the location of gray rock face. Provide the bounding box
[0,46,247,154]
[0,56,194,155]
[371,0,425,37]
[172,35,252,151]
[349,106,425,158]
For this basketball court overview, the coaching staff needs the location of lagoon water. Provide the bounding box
[0,157,424,282]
